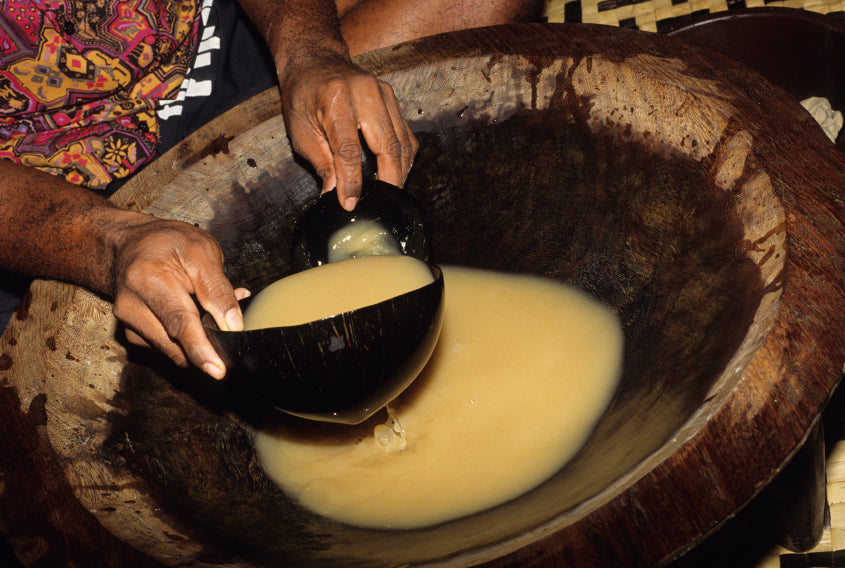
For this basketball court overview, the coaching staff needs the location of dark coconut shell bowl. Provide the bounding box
[205,178,440,425]
[290,180,430,270]
[3,23,845,568]
[204,260,444,425]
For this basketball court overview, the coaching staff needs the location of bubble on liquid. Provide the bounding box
[374,424,392,447]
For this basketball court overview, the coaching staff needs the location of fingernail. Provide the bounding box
[344,196,358,211]
[225,307,243,332]
[203,360,226,380]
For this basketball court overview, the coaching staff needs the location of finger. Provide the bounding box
[378,78,419,178]
[123,327,197,375]
[287,117,338,193]
[176,311,228,380]
[116,280,228,380]
[322,97,364,211]
[192,270,245,333]
[114,292,191,369]
[356,87,402,188]
[399,114,420,181]
[361,82,417,187]
[156,287,228,379]
[398,128,419,184]
[124,328,151,349]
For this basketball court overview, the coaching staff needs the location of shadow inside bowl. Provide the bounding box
[100,27,788,568]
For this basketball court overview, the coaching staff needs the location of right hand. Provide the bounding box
[279,54,418,210]
[110,218,248,379]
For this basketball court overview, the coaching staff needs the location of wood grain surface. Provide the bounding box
[1,23,845,568]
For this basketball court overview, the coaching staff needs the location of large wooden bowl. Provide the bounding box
[3,23,845,568]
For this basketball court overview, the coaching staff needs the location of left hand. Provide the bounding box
[279,54,418,210]
[110,217,248,379]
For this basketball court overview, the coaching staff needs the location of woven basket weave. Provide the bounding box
[543,0,845,32]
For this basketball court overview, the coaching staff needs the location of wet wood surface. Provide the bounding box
[1,23,845,567]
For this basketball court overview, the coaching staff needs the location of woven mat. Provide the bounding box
[543,0,845,32]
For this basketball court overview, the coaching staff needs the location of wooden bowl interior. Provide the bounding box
[94,37,789,567]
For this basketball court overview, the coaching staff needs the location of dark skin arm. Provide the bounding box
[236,0,418,210]
[0,0,536,379]
[1,0,420,379]
[0,159,245,379]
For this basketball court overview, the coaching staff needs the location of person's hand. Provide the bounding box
[110,218,248,379]
[280,55,419,210]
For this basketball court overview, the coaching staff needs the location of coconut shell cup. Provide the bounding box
[2,23,845,568]
[204,264,444,425]
[291,179,430,270]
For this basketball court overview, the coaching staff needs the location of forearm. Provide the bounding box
[0,159,147,296]
[234,0,417,205]
[236,0,350,83]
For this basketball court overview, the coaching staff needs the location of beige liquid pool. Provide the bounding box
[254,265,623,529]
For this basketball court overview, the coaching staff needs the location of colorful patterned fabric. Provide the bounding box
[0,0,202,189]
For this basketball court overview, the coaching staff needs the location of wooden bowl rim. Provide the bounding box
[2,23,844,568]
